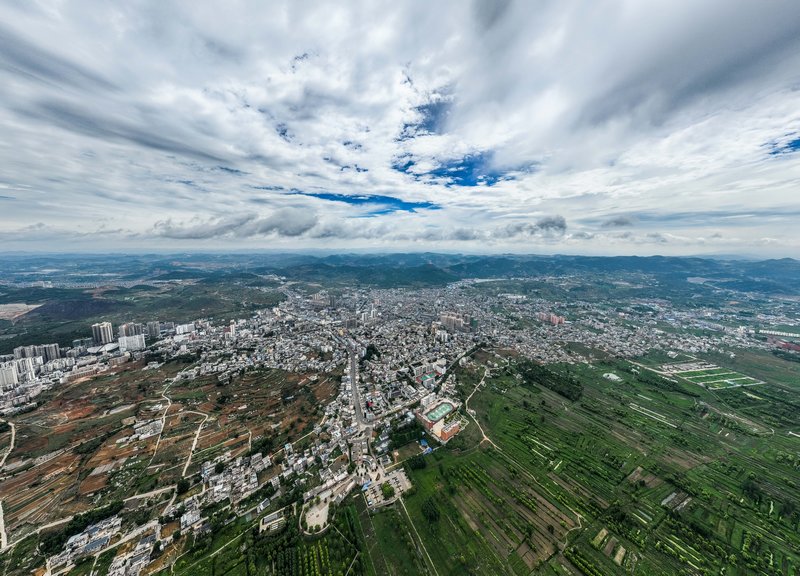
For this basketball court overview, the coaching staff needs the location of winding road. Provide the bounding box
[464,368,500,450]
[147,383,174,468]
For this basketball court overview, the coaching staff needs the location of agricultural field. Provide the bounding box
[162,499,369,576]
[361,348,800,575]
[660,361,763,390]
[0,358,337,554]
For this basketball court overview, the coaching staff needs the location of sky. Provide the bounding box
[1,1,799,256]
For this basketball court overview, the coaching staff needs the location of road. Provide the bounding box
[0,421,16,470]
[398,497,439,576]
[123,485,175,502]
[0,501,6,550]
[3,515,74,552]
[181,412,209,477]
[347,340,366,426]
[0,421,14,550]
[147,382,174,468]
[464,368,500,450]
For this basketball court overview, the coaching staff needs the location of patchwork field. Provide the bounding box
[363,348,800,575]
[0,359,337,557]
[660,361,763,390]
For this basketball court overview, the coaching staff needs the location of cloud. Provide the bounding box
[0,1,798,256]
[494,215,567,239]
[17,99,226,162]
[601,216,634,228]
[154,208,317,239]
[0,24,117,91]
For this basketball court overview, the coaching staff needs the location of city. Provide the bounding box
[1,1,799,574]
[0,254,798,575]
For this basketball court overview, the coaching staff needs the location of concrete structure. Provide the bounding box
[119,322,144,337]
[92,322,114,345]
[0,362,19,388]
[119,334,147,353]
[147,321,161,340]
[176,322,196,335]
[416,396,462,443]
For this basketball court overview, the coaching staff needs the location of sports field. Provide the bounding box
[424,401,454,422]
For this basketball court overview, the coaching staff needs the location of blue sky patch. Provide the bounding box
[391,151,535,186]
[291,191,439,215]
[251,185,284,191]
[768,133,800,156]
[427,152,502,186]
[398,98,452,140]
[276,123,291,142]
[339,164,368,173]
[392,155,416,174]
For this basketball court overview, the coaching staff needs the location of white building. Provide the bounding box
[0,362,19,388]
[118,334,147,353]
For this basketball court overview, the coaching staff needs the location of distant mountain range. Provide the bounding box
[2,252,799,295]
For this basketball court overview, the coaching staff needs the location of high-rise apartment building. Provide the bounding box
[146,321,161,340]
[119,322,143,338]
[92,322,114,345]
[43,343,60,362]
[0,361,19,389]
[118,334,147,353]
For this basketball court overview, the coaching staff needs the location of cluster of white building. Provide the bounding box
[48,516,122,572]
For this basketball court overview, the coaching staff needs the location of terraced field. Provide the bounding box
[365,349,800,575]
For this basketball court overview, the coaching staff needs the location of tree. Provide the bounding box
[408,455,427,470]
[380,483,395,499]
[215,461,225,474]
[177,479,190,494]
[422,497,440,524]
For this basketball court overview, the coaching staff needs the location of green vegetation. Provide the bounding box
[517,359,583,401]
[380,482,395,499]
[39,500,124,556]
[389,421,424,450]
[361,351,800,575]
[177,479,191,494]
[0,279,285,353]
[170,500,368,576]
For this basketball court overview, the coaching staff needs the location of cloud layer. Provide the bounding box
[1,1,799,256]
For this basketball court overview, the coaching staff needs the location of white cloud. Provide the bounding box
[0,0,799,256]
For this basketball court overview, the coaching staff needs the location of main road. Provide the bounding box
[347,340,366,426]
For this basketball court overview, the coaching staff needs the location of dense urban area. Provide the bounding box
[0,253,798,576]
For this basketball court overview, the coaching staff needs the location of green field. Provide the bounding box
[166,499,367,576]
[361,351,800,575]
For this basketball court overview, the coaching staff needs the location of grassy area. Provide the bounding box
[167,499,366,576]
[360,351,800,576]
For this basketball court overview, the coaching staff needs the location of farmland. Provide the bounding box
[0,358,338,572]
[660,361,763,390]
[163,500,368,576]
[360,348,800,575]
